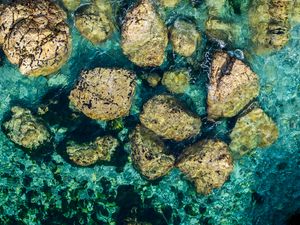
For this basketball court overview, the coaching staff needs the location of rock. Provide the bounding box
[121,0,168,67]
[69,68,136,121]
[162,70,190,94]
[67,136,118,166]
[291,0,300,23]
[207,52,259,120]
[146,73,161,87]
[158,0,180,8]
[205,18,241,43]
[249,0,291,54]
[176,139,233,194]
[2,106,51,151]
[140,95,201,141]
[130,125,175,180]
[75,0,114,44]
[229,107,279,158]
[62,0,80,11]
[0,0,71,76]
[205,0,227,16]
[170,19,201,57]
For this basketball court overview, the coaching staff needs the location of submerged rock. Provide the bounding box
[249,0,291,54]
[67,136,118,166]
[130,125,175,180]
[140,95,201,141]
[207,52,259,120]
[62,0,80,11]
[0,0,71,76]
[69,68,136,121]
[75,0,114,44]
[170,19,201,57]
[2,107,51,151]
[229,107,279,158]
[121,0,168,67]
[162,70,190,94]
[145,73,161,87]
[176,139,233,194]
[158,0,180,8]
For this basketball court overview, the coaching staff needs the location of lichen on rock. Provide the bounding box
[130,125,175,180]
[75,0,114,44]
[69,68,136,121]
[170,19,201,57]
[162,70,190,94]
[67,135,118,166]
[229,107,279,158]
[249,0,291,54]
[0,0,72,76]
[176,139,233,194]
[140,95,201,141]
[207,51,260,120]
[121,0,168,67]
[2,106,51,151]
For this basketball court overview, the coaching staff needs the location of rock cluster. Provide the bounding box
[121,0,168,67]
[170,19,201,57]
[162,70,190,94]
[130,125,175,180]
[67,136,118,166]
[2,107,51,151]
[230,107,279,158]
[176,140,233,194]
[75,0,114,44]
[0,0,71,76]
[69,68,136,121]
[140,95,201,141]
[207,51,260,120]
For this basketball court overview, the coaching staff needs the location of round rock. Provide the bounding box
[176,139,233,194]
[140,95,201,141]
[69,68,136,121]
[2,106,51,151]
[121,0,168,67]
[162,70,190,94]
[130,125,175,180]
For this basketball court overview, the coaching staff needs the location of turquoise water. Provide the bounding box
[0,0,299,224]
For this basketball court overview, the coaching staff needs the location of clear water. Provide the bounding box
[0,0,299,224]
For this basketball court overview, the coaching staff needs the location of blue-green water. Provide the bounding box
[0,0,299,224]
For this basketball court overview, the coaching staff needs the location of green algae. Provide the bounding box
[0,0,299,224]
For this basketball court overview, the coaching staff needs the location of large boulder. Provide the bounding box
[67,136,118,166]
[229,107,279,158]
[0,0,71,76]
[69,68,136,121]
[140,95,201,141]
[176,139,233,194]
[121,0,168,67]
[207,52,260,120]
[75,0,114,44]
[2,106,51,151]
[130,125,175,180]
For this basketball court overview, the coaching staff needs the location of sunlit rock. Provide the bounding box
[2,107,51,151]
[69,68,136,121]
[170,19,201,57]
[249,0,291,54]
[75,0,114,44]
[121,0,168,67]
[130,125,175,180]
[0,0,71,76]
[176,139,233,194]
[140,95,201,141]
[162,70,190,94]
[230,107,279,158]
[207,51,259,120]
[67,136,118,166]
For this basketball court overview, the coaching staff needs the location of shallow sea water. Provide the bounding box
[0,0,299,224]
